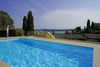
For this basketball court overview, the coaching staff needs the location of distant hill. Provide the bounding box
[0,10,14,29]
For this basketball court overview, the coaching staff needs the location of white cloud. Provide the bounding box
[41,9,100,29]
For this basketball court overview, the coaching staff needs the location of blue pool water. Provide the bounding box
[0,38,93,67]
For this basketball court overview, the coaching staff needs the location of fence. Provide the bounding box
[53,33,100,41]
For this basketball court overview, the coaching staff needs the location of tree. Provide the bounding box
[94,23,100,30]
[22,16,27,32]
[27,11,34,31]
[87,19,90,29]
[84,19,92,33]
[0,10,14,29]
[76,26,81,32]
[91,21,95,29]
[72,26,81,33]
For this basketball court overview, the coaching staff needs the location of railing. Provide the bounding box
[35,29,73,34]
[53,33,100,41]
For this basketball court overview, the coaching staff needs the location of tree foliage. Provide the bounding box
[0,28,24,37]
[72,26,81,33]
[84,20,100,33]
[74,19,100,34]
[22,16,27,32]
[84,19,92,33]
[87,19,90,29]
[91,21,94,29]
[94,23,100,30]
[22,11,34,35]
[27,11,34,31]
[0,10,14,30]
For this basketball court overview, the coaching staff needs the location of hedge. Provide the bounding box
[0,28,24,37]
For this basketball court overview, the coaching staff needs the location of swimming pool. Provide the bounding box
[0,38,93,67]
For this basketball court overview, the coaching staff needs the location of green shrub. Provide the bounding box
[0,29,6,37]
[0,28,24,37]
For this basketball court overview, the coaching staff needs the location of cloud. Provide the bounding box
[41,9,100,29]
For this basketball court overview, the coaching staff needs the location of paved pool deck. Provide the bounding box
[0,36,100,67]
[0,61,10,67]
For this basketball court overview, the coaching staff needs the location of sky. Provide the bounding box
[0,0,100,29]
